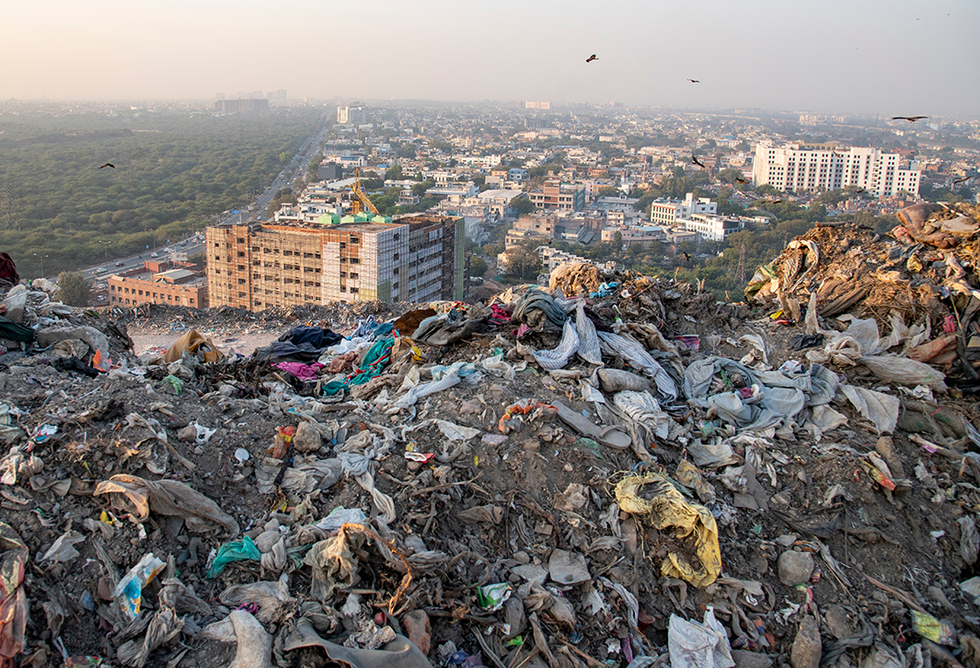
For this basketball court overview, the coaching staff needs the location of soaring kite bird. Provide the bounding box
[687,78,700,83]
[585,54,598,63]
[954,176,974,184]
[891,116,927,122]
[736,177,748,184]
[99,163,115,169]
[691,155,706,169]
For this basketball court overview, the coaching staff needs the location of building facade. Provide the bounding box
[682,213,744,242]
[107,261,208,308]
[752,143,921,197]
[205,215,464,311]
[528,181,586,211]
[649,193,717,226]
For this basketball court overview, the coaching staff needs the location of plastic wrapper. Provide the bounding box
[113,554,166,620]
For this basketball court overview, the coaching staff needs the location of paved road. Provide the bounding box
[80,119,329,282]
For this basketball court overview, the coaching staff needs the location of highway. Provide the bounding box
[80,120,328,285]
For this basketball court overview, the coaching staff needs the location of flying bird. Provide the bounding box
[586,54,598,63]
[767,199,785,204]
[691,154,706,169]
[891,116,927,122]
[736,177,748,184]
[832,150,842,158]
[954,176,973,184]
[854,188,867,194]
[682,253,692,262]
[687,79,700,83]
[99,163,115,169]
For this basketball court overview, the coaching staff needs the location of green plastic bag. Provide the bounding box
[207,535,260,578]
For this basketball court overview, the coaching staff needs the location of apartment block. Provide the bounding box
[528,181,586,211]
[682,213,744,242]
[205,214,464,311]
[650,193,717,226]
[108,261,208,308]
[752,143,921,197]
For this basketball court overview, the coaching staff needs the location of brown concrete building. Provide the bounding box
[107,261,208,308]
[205,214,465,311]
[528,180,585,211]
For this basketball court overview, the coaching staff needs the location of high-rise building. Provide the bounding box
[752,143,920,198]
[205,214,464,311]
[337,106,366,124]
[213,98,270,113]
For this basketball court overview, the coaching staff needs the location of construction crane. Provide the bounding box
[350,168,379,216]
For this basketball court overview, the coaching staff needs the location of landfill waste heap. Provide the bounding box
[0,201,979,668]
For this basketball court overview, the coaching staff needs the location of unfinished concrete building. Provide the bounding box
[205,214,464,311]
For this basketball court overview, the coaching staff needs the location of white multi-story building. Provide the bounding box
[752,143,920,198]
[650,193,717,226]
[682,213,743,242]
[336,106,366,124]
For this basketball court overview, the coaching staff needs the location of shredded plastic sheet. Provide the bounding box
[840,384,900,434]
[615,472,721,587]
[526,319,579,371]
[0,522,28,667]
[575,302,602,365]
[612,390,671,439]
[94,474,240,535]
[305,525,366,601]
[667,609,735,668]
[392,372,461,410]
[598,331,678,400]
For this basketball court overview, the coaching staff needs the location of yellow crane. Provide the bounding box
[350,168,380,216]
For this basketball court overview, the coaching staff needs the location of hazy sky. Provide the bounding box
[3,0,978,117]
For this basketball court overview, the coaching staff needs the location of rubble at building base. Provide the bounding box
[2,204,980,668]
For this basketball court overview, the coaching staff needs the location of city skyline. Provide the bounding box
[2,0,978,118]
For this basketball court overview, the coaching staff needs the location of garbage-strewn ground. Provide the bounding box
[3,204,980,668]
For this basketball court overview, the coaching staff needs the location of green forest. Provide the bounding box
[0,108,322,278]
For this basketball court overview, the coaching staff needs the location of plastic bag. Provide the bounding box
[615,472,721,587]
[208,536,261,578]
[860,355,948,391]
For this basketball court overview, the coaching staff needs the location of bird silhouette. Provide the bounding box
[736,177,748,184]
[854,188,867,194]
[891,116,927,122]
[767,199,785,204]
[954,176,973,184]
[687,79,700,83]
[99,163,115,169]
[691,155,706,169]
[586,54,598,63]
[832,150,842,158]
[682,253,692,262]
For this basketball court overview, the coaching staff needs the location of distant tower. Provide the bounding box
[735,244,746,284]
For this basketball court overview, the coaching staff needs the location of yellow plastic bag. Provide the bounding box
[163,329,222,364]
[615,472,721,587]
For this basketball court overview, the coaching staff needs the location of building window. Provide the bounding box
[315,253,321,259]
[238,251,245,258]
[237,238,245,243]
[350,273,359,279]
[350,258,359,264]
[351,237,360,244]
[339,272,346,278]
[238,278,246,284]
[350,287,359,294]
[214,255,220,261]
[238,265,245,271]
[340,286,347,292]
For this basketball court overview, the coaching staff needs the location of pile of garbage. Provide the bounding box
[746,202,980,390]
[2,248,980,668]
